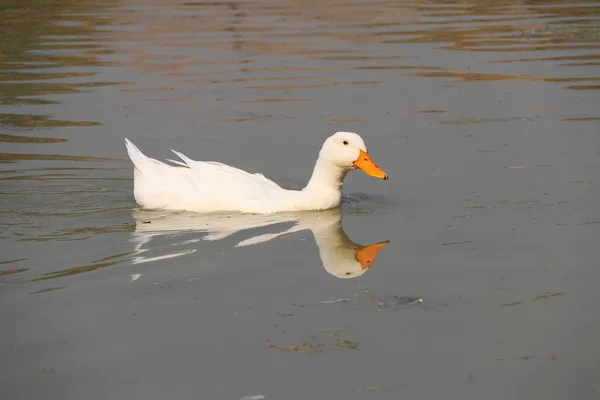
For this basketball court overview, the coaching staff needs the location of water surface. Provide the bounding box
[1,1,599,399]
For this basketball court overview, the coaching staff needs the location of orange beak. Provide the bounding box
[355,240,390,270]
[353,149,388,180]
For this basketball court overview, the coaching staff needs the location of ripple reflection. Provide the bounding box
[131,208,390,279]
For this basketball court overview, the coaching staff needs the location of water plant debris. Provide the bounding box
[442,240,472,246]
[497,353,556,361]
[267,329,360,355]
[500,292,565,307]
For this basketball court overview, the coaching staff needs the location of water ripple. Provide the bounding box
[1,0,599,281]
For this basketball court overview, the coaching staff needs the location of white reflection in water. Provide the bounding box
[130,208,389,279]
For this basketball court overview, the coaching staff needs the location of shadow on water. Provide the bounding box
[130,207,390,279]
[24,205,390,281]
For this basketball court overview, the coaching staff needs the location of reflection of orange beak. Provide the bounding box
[353,149,388,180]
[355,240,390,270]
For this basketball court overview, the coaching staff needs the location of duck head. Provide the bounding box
[320,131,388,180]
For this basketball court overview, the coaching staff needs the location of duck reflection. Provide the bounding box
[130,208,389,279]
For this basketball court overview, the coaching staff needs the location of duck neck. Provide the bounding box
[303,157,349,193]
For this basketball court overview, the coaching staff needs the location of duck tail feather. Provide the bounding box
[124,138,148,171]
[171,149,195,167]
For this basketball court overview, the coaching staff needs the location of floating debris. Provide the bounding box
[29,286,65,295]
[369,296,424,311]
[499,200,538,204]
[267,343,322,354]
[442,240,472,246]
[500,292,565,307]
[519,26,600,40]
[502,300,524,307]
[544,201,567,207]
[453,214,471,219]
[0,268,28,276]
[531,292,565,301]
[315,328,349,333]
[497,353,556,361]
[326,289,424,312]
[319,298,355,304]
[359,386,381,393]
[335,339,360,350]
[267,329,359,355]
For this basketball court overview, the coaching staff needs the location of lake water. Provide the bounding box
[1,1,599,399]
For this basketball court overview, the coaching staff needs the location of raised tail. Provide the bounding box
[125,138,186,174]
[124,138,150,172]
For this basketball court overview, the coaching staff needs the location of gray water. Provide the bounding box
[1,1,599,399]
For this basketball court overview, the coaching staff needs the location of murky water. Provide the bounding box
[1,0,599,399]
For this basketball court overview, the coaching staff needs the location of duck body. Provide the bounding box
[125,131,387,214]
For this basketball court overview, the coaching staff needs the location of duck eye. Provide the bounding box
[343,140,349,145]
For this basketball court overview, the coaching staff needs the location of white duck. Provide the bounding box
[124,131,388,214]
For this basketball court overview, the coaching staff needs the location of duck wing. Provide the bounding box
[168,149,283,200]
